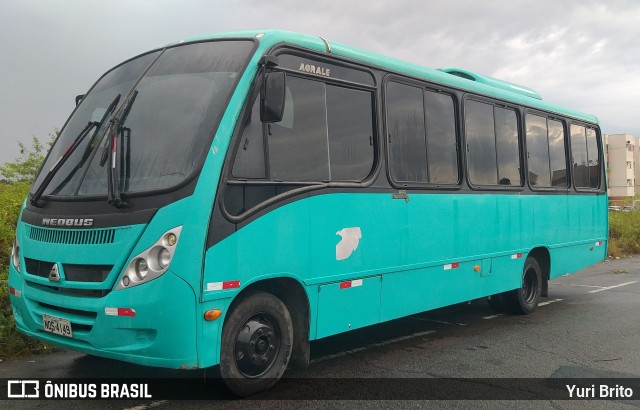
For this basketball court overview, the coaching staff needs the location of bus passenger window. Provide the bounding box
[268,77,330,182]
[526,114,552,187]
[495,107,521,186]
[424,91,458,184]
[326,85,374,181]
[465,100,498,186]
[466,100,522,187]
[386,82,458,185]
[586,128,600,188]
[548,119,568,187]
[570,124,600,189]
[525,114,569,188]
[386,82,428,183]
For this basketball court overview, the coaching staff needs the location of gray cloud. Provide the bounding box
[1,0,638,165]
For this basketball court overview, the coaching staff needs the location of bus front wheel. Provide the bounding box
[219,291,293,396]
[506,256,542,315]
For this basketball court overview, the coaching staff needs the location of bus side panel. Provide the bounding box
[204,191,606,356]
[316,276,381,338]
[380,255,524,322]
[547,194,608,278]
[549,242,607,280]
[380,261,479,322]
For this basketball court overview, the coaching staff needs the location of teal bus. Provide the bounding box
[8,30,607,395]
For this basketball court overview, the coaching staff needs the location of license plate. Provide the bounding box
[42,314,73,338]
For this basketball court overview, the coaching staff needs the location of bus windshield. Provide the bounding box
[32,40,253,199]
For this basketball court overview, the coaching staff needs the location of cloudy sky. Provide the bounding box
[1,0,638,165]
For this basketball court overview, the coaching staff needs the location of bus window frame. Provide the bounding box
[462,94,525,192]
[568,120,604,193]
[523,109,572,192]
[219,46,383,223]
[382,74,463,191]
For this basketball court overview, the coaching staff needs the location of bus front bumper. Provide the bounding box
[8,267,201,369]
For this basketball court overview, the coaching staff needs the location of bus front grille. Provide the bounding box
[38,302,98,319]
[26,281,111,298]
[64,264,112,282]
[28,226,116,245]
[24,258,54,278]
[27,298,98,334]
[24,258,113,283]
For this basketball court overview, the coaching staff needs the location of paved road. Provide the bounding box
[2,257,640,409]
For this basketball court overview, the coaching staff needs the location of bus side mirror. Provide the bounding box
[260,72,286,123]
[75,94,85,106]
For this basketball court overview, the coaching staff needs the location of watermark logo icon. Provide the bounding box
[7,380,40,398]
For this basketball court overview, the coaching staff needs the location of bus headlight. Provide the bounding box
[158,248,171,269]
[134,258,149,280]
[117,226,182,290]
[11,238,20,273]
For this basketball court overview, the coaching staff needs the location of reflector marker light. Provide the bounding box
[340,279,363,289]
[105,307,136,317]
[444,263,460,270]
[9,287,21,298]
[511,253,523,259]
[204,309,222,321]
[206,280,241,291]
[595,241,603,246]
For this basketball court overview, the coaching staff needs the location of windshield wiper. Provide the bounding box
[30,94,121,206]
[106,90,138,208]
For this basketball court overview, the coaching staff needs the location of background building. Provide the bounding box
[604,134,639,199]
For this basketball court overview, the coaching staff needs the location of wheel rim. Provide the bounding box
[522,267,537,304]
[234,313,280,377]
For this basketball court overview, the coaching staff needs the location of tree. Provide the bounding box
[0,131,57,183]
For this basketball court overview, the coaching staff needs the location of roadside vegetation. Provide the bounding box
[1,136,54,359]
[608,203,640,258]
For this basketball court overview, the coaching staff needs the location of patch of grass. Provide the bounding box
[608,210,640,258]
[610,269,629,274]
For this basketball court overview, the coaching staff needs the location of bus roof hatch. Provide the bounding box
[438,68,542,100]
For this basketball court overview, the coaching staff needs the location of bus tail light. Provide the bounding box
[116,226,182,290]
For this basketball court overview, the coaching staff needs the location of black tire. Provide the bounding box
[220,291,293,396]
[506,256,542,315]
[487,293,507,313]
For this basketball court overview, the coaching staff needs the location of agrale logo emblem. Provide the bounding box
[49,263,61,282]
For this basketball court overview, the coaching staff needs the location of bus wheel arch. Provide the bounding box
[220,277,310,395]
[506,247,549,314]
[528,247,550,297]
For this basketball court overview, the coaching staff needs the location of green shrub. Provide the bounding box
[608,210,640,257]
[0,182,51,358]
[1,135,54,359]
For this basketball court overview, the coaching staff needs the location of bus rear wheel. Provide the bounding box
[220,291,293,396]
[506,256,542,315]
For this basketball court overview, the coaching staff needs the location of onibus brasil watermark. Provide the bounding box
[7,380,151,399]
